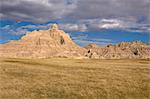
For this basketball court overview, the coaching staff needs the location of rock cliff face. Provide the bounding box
[0,24,85,58]
[85,42,150,59]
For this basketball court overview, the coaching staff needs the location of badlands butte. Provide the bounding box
[0,24,150,59]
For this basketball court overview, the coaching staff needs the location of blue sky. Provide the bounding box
[0,0,150,46]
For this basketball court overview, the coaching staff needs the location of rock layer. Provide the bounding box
[85,42,150,59]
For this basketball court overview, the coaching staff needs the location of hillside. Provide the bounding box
[0,24,85,58]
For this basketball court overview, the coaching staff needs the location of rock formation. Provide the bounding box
[85,41,150,59]
[0,24,149,59]
[0,24,86,58]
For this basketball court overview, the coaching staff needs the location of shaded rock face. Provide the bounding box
[85,41,150,59]
[0,24,86,58]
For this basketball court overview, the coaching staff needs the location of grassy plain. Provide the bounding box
[0,58,150,99]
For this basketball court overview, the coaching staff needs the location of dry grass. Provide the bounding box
[0,58,150,99]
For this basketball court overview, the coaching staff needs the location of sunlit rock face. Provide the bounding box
[0,24,149,59]
[0,24,86,58]
[84,41,150,59]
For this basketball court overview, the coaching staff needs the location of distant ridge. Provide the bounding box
[0,24,150,59]
[85,41,150,59]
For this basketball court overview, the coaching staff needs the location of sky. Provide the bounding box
[0,0,150,46]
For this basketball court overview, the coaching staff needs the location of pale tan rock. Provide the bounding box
[84,41,150,59]
[0,24,86,58]
[0,24,149,59]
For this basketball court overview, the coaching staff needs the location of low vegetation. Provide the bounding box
[0,58,150,99]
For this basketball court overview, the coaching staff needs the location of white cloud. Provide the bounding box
[0,23,87,36]
[1,18,149,37]
[59,23,87,32]
[1,25,29,35]
[98,19,125,29]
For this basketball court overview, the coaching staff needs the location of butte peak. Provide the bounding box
[50,24,59,30]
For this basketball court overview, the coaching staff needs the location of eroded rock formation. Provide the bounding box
[85,41,150,59]
[0,24,149,59]
[0,24,85,58]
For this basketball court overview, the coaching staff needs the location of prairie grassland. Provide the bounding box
[0,58,150,99]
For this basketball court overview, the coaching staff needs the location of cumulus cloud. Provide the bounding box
[59,23,87,32]
[17,23,87,33]
[1,19,149,37]
[0,23,87,36]
[98,19,124,29]
[74,18,150,32]
[1,0,149,23]
[0,25,29,35]
[68,0,150,22]
[0,0,77,22]
[0,0,150,33]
